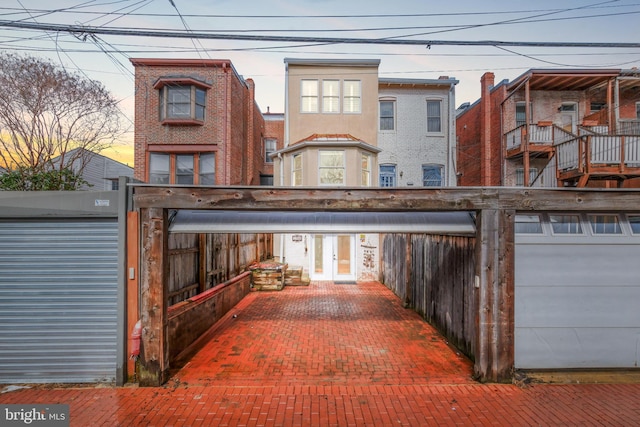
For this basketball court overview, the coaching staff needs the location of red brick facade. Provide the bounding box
[130,58,270,185]
[456,73,506,186]
[456,69,640,187]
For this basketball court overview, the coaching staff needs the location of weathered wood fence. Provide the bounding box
[168,232,272,306]
[381,233,476,359]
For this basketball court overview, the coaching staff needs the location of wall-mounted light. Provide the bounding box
[399,171,403,178]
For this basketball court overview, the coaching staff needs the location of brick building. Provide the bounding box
[456,69,640,188]
[130,58,278,186]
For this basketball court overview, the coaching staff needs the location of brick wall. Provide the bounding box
[130,59,265,186]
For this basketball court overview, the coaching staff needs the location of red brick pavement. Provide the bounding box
[1,281,639,426]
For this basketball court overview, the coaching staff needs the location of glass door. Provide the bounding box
[310,234,356,281]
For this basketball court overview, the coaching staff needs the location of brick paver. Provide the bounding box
[1,281,639,426]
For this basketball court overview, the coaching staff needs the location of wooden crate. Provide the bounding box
[249,261,287,291]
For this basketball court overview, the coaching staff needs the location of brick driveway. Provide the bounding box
[1,281,639,426]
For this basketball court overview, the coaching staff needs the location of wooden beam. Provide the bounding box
[138,207,169,387]
[132,186,640,212]
[474,209,515,383]
[126,211,139,381]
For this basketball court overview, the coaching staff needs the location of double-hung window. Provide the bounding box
[426,100,442,133]
[361,154,371,187]
[292,154,303,186]
[343,80,361,113]
[323,80,340,113]
[380,100,395,131]
[301,80,319,113]
[515,167,538,186]
[158,81,208,123]
[264,138,276,163]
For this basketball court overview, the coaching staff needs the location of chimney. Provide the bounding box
[480,72,495,186]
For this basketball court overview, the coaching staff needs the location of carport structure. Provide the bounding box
[131,185,640,387]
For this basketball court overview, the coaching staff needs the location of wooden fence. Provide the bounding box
[381,233,476,359]
[168,232,272,305]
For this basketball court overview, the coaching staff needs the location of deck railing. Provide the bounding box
[555,135,640,172]
[505,124,575,151]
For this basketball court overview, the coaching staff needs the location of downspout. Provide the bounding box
[284,62,290,148]
[524,80,531,187]
[278,137,285,263]
[614,77,620,134]
[223,62,229,184]
[447,81,456,186]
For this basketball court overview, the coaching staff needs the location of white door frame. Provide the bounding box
[310,234,356,281]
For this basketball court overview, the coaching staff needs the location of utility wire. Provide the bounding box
[1,20,640,49]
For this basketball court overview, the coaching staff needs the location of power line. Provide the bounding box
[2,3,639,19]
[1,20,640,49]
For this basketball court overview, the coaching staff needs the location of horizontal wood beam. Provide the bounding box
[132,185,640,212]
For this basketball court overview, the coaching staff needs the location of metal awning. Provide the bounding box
[169,210,476,235]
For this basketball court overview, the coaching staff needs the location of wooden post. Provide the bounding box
[138,207,169,386]
[474,209,515,383]
[524,81,531,187]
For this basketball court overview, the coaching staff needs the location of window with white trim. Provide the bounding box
[515,214,543,234]
[292,153,302,186]
[361,153,371,187]
[319,150,345,185]
[301,80,319,113]
[159,85,206,121]
[422,164,443,186]
[515,167,538,186]
[379,164,396,187]
[589,214,622,234]
[322,80,340,113]
[549,214,583,234]
[343,80,361,113]
[264,138,276,163]
[426,100,442,133]
[379,100,395,131]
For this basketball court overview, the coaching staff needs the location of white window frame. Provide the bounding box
[343,80,361,114]
[264,138,276,163]
[318,150,345,186]
[515,167,539,187]
[322,80,340,113]
[361,153,371,187]
[426,99,443,134]
[292,153,303,186]
[379,164,396,187]
[300,80,319,113]
[422,164,443,187]
[379,99,396,131]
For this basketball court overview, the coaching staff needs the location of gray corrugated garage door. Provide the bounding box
[0,219,118,384]
[515,212,640,369]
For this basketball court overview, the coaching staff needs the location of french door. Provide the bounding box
[310,234,356,281]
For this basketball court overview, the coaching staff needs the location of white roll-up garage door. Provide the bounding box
[0,219,118,384]
[515,212,640,369]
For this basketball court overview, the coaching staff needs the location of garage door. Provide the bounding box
[0,219,118,383]
[515,213,640,369]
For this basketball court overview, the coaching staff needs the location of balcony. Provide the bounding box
[555,134,640,186]
[505,123,574,159]
[506,121,640,187]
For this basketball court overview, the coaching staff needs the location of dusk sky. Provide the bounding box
[2,0,639,165]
